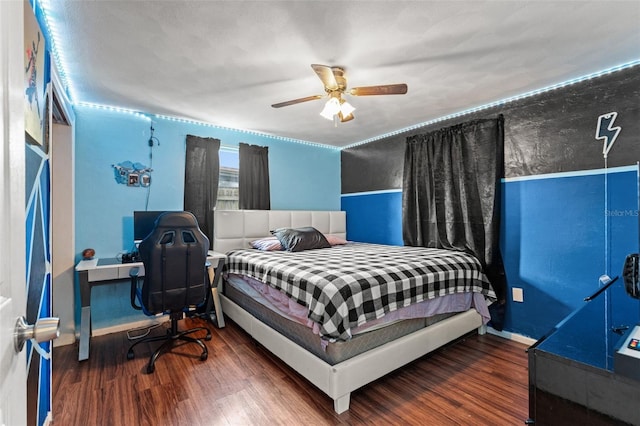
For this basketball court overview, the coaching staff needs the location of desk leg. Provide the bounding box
[78,270,91,361]
[211,287,224,328]
[205,258,225,328]
[213,258,225,328]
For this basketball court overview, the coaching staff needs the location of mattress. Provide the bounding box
[225,274,462,365]
[224,242,496,341]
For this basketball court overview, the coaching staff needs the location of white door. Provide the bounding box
[0,1,28,425]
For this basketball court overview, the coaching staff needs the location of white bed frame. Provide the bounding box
[213,209,485,414]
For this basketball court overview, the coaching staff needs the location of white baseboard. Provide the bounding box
[91,316,170,337]
[486,326,537,346]
[53,332,76,347]
[51,317,172,347]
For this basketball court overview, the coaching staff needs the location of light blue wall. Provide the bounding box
[74,107,341,328]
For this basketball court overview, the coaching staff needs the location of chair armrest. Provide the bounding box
[129,267,142,310]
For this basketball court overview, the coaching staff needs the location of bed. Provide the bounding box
[213,209,496,414]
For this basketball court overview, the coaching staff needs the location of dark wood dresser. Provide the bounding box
[527,282,640,425]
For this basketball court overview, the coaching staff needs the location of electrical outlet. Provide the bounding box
[512,287,524,303]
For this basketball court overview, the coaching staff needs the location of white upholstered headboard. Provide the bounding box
[213,210,346,254]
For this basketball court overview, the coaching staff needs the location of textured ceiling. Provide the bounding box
[43,1,640,148]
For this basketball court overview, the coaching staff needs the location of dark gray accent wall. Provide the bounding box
[341,135,405,193]
[342,66,640,193]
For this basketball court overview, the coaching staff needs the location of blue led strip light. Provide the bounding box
[75,102,152,121]
[342,60,640,150]
[39,0,639,151]
[74,103,340,150]
[155,114,340,150]
[40,0,73,100]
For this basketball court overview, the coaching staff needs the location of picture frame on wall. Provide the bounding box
[24,2,46,148]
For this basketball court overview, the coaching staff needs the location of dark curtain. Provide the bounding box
[184,135,220,247]
[239,143,270,210]
[402,115,507,328]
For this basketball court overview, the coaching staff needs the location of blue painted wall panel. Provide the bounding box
[342,169,639,339]
[502,170,639,337]
[341,191,403,245]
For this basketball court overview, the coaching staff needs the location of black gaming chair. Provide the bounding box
[128,211,212,373]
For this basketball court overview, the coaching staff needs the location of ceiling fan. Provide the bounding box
[271,64,408,123]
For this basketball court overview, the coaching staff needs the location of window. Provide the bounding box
[217,146,239,210]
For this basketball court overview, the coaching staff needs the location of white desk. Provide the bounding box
[75,251,226,361]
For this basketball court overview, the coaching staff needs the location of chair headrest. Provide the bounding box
[154,211,199,229]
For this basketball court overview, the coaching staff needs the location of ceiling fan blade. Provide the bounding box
[311,64,339,90]
[349,84,408,96]
[271,95,323,108]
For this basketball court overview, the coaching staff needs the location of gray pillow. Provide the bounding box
[271,227,331,252]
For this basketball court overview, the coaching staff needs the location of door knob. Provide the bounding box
[14,316,60,353]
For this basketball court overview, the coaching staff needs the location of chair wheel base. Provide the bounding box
[126,321,211,373]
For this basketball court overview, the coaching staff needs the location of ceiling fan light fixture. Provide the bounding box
[340,100,355,117]
[320,97,341,120]
[277,64,406,123]
[339,112,354,122]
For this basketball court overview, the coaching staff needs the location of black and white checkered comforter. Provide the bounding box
[224,242,496,341]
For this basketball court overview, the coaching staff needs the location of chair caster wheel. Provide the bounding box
[146,364,155,374]
[205,334,212,341]
[127,350,135,360]
[200,352,208,361]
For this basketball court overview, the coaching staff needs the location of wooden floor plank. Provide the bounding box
[52,317,529,425]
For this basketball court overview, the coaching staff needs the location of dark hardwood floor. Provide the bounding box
[52,317,529,425]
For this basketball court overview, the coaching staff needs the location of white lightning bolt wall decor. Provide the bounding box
[595,111,622,158]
